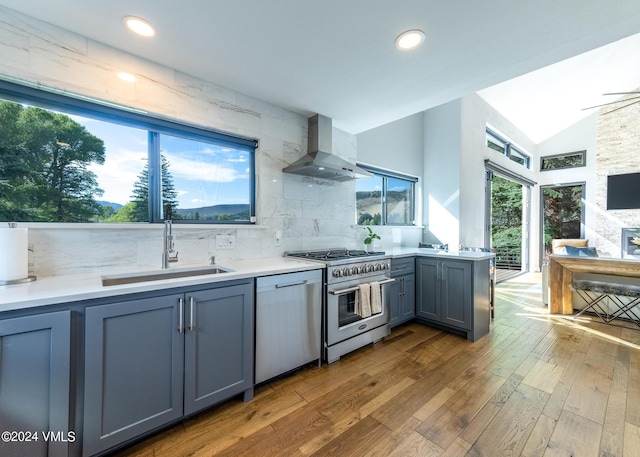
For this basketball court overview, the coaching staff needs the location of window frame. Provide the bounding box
[486,127,530,169]
[0,78,258,224]
[355,164,418,226]
[540,150,586,171]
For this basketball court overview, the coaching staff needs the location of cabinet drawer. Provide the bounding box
[391,257,415,275]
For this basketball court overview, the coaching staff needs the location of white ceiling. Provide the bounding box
[2,0,640,140]
[478,32,640,143]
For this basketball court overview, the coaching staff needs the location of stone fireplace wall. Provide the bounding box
[595,89,640,257]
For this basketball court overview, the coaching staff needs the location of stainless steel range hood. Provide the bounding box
[282,114,372,181]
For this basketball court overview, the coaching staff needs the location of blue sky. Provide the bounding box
[75,115,250,208]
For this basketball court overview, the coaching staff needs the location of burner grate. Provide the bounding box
[287,249,386,261]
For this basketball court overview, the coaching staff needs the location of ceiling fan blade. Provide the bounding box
[602,98,640,115]
[602,91,640,96]
[582,95,640,111]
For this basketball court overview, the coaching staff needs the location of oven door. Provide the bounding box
[326,275,393,346]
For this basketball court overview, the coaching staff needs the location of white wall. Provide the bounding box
[356,112,425,248]
[423,99,462,247]
[537,114,599,256]
[0,6,405,277]
[461,94,538,268]
[419,94,539,265]
[357,112,425,177]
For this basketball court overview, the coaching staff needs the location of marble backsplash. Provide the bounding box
[25,223,421,277]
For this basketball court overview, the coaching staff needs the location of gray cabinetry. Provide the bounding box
[83,293,184,457]
[83,280,253,457]
[416,257,490,341]
[389,257,415,328]
[0,311,72,457]
[184,284,254,414]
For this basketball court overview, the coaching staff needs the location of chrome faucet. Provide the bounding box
[162,220,179,269]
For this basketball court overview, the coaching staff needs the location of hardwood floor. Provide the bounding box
[112,273,640,456]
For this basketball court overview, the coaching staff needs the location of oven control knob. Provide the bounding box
[382,262,390,270]
[374,263,381,271]
[366,264,374,272]
[332,269,342,278]
[353,266,362,275]
[343,267,351,276]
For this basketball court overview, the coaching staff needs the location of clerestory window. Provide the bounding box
[486,127,530,169]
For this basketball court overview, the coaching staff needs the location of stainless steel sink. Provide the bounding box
[101,265,232,286]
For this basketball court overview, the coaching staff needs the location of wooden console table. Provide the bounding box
[549,255,640,314]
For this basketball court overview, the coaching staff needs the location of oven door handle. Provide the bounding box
[329,278,395,296]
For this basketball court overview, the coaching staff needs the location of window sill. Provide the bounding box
[18,222,266,230]
[352,225,424,229]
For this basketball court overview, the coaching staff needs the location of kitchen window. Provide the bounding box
[355,165,417,226]
[486,127,530,169]
[0,79,257,224]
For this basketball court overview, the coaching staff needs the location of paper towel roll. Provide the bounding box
[0,228,28,281]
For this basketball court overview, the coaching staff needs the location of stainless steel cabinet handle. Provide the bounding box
[275,280,307,288]
[178,298,184,333]
[189,296,195,332]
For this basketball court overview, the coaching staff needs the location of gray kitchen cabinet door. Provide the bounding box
[389,275,416,328]
[440,260,472,330]
[400,273,416,322]
[0,311,72,457]
[416,258,440,320]
[83,294,184,457]
[390,257,416,328]
[184,282,254,415]
[388,278,402,327]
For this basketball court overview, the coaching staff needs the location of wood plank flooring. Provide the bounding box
[112,273,640,456]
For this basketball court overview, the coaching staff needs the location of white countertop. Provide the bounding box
[389,247,496,261]
[1,249,494,314]
[0,257,323,313]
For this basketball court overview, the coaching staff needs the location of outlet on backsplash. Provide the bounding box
[215,235,236,249]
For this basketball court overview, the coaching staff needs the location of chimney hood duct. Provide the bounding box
[282,114,373,181]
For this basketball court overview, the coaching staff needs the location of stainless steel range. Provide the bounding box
[286,249,394,363]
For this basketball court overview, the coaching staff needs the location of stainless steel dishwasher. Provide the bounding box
[255,269,322,384]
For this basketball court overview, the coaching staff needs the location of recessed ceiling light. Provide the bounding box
[117,72,137,82]
[124,16,155,37]
[395,29,425,50]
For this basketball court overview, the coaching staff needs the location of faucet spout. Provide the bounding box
[162,220,179,269]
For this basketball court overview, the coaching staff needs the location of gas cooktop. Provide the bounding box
[285,248,387,263]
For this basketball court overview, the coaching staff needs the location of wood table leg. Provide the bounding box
[549,259,563,313]
[561,268,573,314]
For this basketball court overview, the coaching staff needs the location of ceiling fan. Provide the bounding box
[582,91,640,115]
